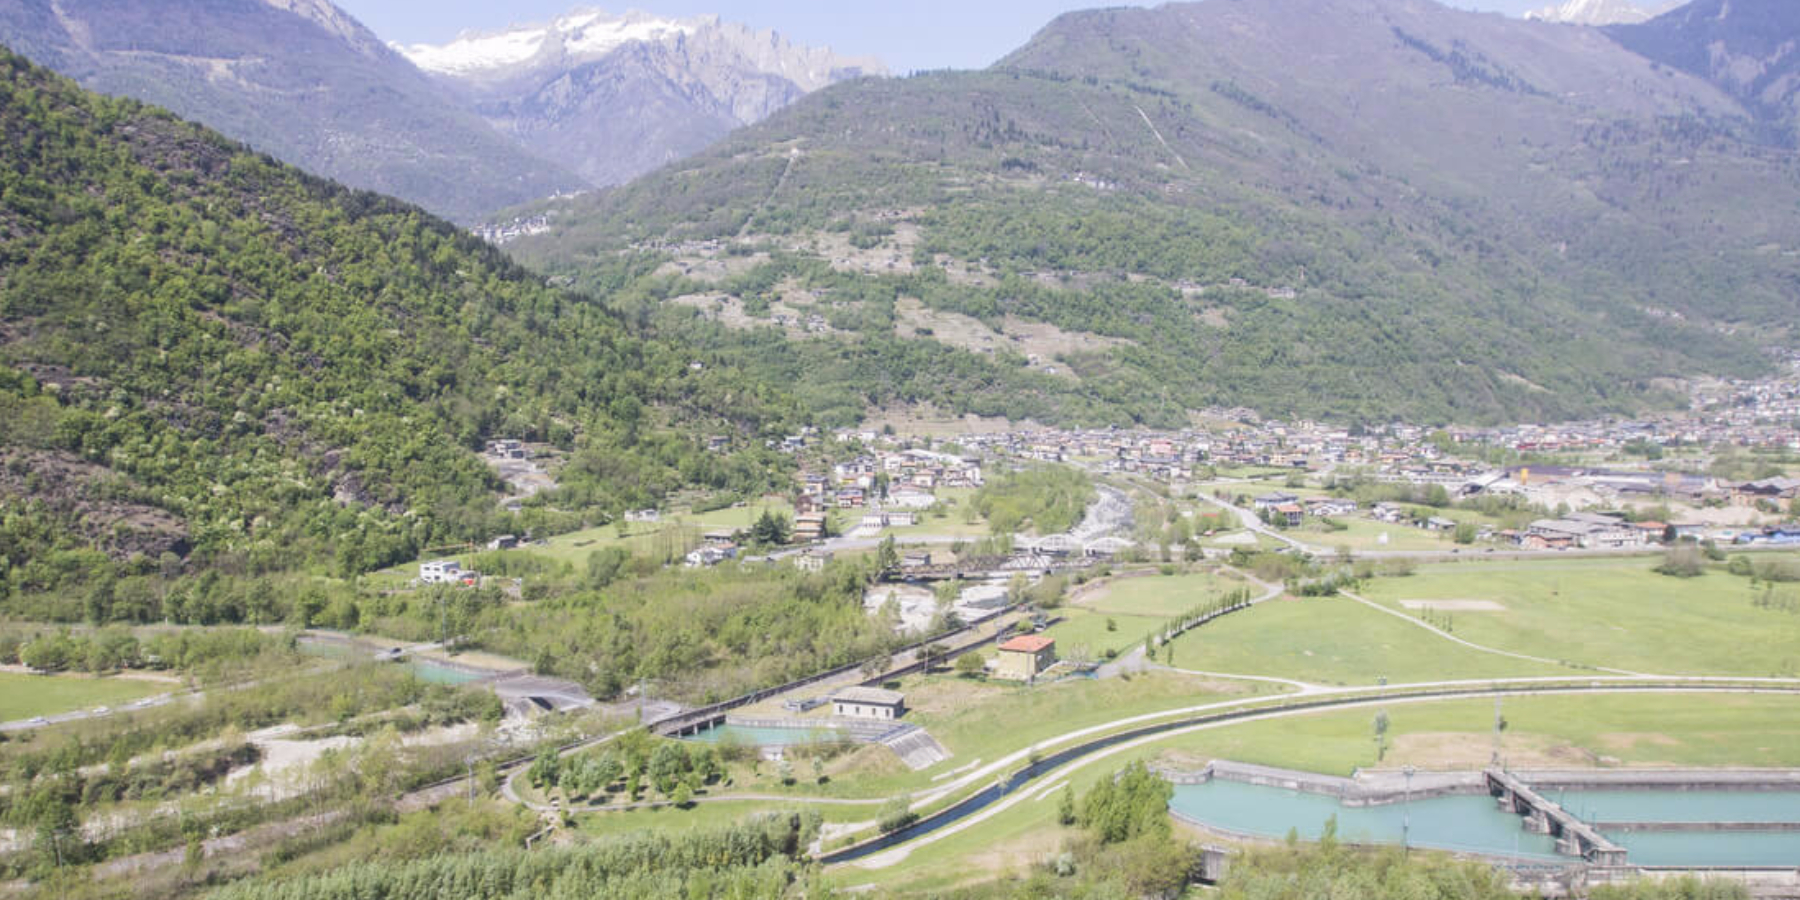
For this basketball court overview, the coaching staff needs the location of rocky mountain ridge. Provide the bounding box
[506,0,1797,427]
[400,8,885,188]
[0,0,586,223]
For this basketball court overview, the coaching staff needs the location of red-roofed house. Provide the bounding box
[995,634,1057,680]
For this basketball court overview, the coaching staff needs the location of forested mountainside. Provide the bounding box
[1608,0,1800,146]
[0,48,799,612]
[401,10,884,189]
[510,0,1799,428]
[0,0,585,222]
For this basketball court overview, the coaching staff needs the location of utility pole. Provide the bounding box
[1492,695,1503,766]
[1402,764,1415,856]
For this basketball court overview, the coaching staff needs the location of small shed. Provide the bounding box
[833,686,906,720]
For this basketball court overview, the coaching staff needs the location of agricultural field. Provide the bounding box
[0,671,166,721]
[1358,557,1800,677]
[1166,596,1569,685]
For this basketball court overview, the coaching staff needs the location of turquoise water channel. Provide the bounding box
[1170,780,1562,860]
[297,640,488,685]
[1170,780,1800,866]
[682,724,846,747]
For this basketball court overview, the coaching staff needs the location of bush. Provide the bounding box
[877,796,918,834]
[1654,545,1704,579]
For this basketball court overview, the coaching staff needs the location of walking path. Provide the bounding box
[1335,589,1647,677]
[835,680,1800,871]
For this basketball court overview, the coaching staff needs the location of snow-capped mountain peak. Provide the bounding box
[397,10,704,76]
[394,6,885,190]
[1525,0,1678,26]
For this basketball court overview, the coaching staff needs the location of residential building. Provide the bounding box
[794,514,828,543]
[419,560,463,584]
[795,550,834,573]
[1252,492,1299,512]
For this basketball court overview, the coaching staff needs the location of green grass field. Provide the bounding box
[1149,692,1800,776]
[1299,517,1459,552]
[1042,608,1164,661]
[831,690,1800,893]
[1078,572,1241,618]
[1359,557,1800,677]
[1166,596,1569,685]
[0,672,164,721]
[903,670,1276,765]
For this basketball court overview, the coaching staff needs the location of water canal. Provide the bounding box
[1168,780,1800,866]
[297,639,490,685]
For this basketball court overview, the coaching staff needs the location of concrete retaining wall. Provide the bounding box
[721,714,887,741]
[1165,760,1485,806]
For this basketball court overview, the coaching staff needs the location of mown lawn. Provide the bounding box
[1148,692,1800,776]
[1166,595,1568,685]
[1042,607,1165,662]
[904,669,1277,765]
[0,671,164,720]
[1078,572,1241,618]
[1359,557,1800,677]
[832,690,1800,893]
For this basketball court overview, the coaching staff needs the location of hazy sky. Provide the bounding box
[338,0,1547,73]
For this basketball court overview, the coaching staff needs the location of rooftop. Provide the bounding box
[835,686,904,705]
[998,634,1055,653]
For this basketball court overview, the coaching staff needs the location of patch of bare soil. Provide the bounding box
[1399,600,1508,612]
[1388,732,1594,770]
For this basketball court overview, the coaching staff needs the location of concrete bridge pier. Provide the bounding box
[1485,768,1627,864]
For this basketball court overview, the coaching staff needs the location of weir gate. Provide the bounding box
[1485,768,1629,864]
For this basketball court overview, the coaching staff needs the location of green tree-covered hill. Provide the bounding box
[0,47,799,603]
[0,0,586,223]
[511,0,1799,428]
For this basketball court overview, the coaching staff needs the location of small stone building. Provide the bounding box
[833,686,905,720]
[994,634,1057,680]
